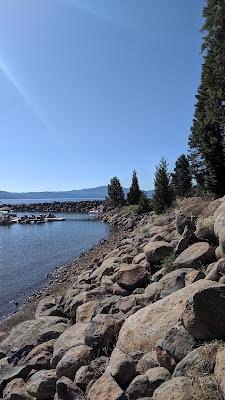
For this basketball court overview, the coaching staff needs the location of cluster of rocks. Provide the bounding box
[102,209,152,231]
[2,196,225,399]
[3,201,103,214]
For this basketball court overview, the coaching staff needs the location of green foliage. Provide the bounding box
[127,170,141,205]
[119,205,139,215]
[189,0,225,197]
[137,192,152,214]
[171,154,192,197]
[152,158,173,214]
[161,253,176,273]
[107,176,126,208]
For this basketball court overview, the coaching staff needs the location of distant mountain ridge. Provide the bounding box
[0,186,153,200]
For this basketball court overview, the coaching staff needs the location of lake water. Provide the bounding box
[0,212,110,320]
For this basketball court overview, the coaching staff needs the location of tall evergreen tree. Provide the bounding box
[152,158,173,214]
[189,0,225,196]
[107,177,126,207]
[171,154,192,197]
[127,170,141,205]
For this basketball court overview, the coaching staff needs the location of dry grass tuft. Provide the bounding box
[176,196,214,217]
[196,215,217,243]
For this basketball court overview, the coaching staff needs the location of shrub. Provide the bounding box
[119,205,139,215]
[137,192,152,214]
[160,253,176,273]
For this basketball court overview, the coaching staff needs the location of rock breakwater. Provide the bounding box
[1,197,225,399]
[2,201,103,214]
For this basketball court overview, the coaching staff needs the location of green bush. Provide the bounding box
[137,192,152,214]
[160,253,176,273]
[119,205,139,215]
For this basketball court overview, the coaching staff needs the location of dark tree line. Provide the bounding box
[189,0,225,196]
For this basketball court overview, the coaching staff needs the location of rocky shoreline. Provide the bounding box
[2,197,225,399]
[1,200,104,214]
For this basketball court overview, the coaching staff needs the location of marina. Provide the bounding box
[0,210,65,225]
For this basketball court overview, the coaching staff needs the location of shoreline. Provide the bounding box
[0,225,122,334]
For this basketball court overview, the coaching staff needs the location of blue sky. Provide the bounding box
[0,0,204,192]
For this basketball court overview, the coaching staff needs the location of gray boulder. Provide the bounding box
[181,285,225,339]
[175,211,195,235]
[87,373,126,400]
[1,317,67,362]
[173,342,219,378]
[0,358,31,396]
[35,296,66,318]
[126,375,153,400]
[205,258,225,281]
[173,242,215,270]
[160,323,196,362]
[56,345,95,380]
[26,369,57,400]
[144,241,173,263]
[106,347,136,389]
[112,264,149,292]
[56,376,85,400]
[3,378,33,400]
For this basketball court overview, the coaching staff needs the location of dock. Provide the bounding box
[0,211,65,226]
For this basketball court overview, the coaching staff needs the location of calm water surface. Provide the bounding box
[0,212,110,319]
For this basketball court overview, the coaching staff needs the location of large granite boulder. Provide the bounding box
[173,242,215,270]
[106,347,136,389]
[0,358,31,395]
[87,373,126,400]
[26,369,57,400]
[144,241,173,263]
[3,378,33,400]
[181,285,225,339]
[144,268,195,302]
[56,376,85,400]
[112,264,149,292]
[1,317,67,362]
[35,295,66,318]
[214,200,225,238]
[205,258,225,281]
[160,323,196,362]
[56,345,95,380]
[51,323,92,368]
[75,356,109,391]
[24,340,56,370]
[175,211,195,235]
[173,343,219,378]
[153,376,223,400]
[115,280,217,359]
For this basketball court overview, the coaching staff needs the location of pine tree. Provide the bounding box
[107,177,126,208]
[137,192,152,214]
[127,170,141,205]
[171,154,192,197]
[189,0,225,196]
[152,158,173,214]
